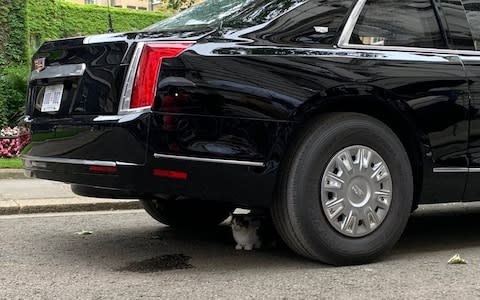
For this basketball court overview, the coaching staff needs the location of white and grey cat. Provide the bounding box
[231,212,277,251]
[231,214,262,250]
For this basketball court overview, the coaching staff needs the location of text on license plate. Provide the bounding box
[41,84,64,112]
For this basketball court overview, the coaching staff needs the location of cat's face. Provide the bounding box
[231,215,250,231]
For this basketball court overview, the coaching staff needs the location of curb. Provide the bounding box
[0,199,143,216]
[0,169,29,180]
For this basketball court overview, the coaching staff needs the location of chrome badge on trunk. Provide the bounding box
[33,57,46,72]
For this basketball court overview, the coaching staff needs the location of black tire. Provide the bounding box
[141,196,232,228]
[271,112,413,265]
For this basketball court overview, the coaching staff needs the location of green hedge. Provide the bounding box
[28,0,168,49]
[0,66,30,127]
[0,0,29,127]
[0,0,28,66]
[0,0,168,127]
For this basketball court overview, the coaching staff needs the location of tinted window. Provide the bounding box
[440,0,475,50]
[146,0,251,31]
[290,0,354,46]
[350,0,447,49]
[463,0,480,49]
[248,0,354,47]
[145,0,306,32]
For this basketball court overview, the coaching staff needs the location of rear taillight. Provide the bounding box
[153,169,188,180]
[89,165,118,173]
[129,43,193,110]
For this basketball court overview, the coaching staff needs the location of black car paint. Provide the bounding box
[439,0,480,200]
[22,0,480,208]
[463,55,480,200]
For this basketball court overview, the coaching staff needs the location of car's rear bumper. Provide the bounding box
[21,112,284,208]
[23,156,145,191]
[22,154,277,207]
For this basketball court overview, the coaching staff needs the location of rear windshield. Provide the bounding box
[144,0,306,31]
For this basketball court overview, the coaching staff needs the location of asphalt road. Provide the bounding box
[1,205,480,299]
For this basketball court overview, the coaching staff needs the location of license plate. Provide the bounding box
[41,84,64,112]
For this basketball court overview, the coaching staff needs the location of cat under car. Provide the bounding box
[230,209,277,251]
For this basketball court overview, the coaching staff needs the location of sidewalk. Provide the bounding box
[0,169,28,180]
[0,175,142,215]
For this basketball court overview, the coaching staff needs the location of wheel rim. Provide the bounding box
[321,145,393,237]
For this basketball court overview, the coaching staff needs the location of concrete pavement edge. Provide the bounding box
[0,169,29,180]
[0,199,143,215]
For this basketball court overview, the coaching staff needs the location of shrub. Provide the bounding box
[0,65,29,127]
[0,126,30,158]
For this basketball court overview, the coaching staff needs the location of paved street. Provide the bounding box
[1,205,480,299]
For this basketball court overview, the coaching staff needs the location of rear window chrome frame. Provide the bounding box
[118,42,146,114]
[337,0,480,56]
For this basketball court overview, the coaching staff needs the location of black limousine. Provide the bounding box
[21,0,480,265]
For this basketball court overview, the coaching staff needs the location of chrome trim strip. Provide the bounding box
[468,168,480,173]
[118,42,145,114]
[30,63,86,81]
[433,168,469,173]
[460,56,480,62]
[337,0,367,47]
[93,111,150,122]
[83,33,125,45]
[119,107,152,116]
[337,0,480,56]
[341,44,480,56]
[116,161,142,166]
[153,153,265,167]
[93,116,123,122]
[22,155,140,167]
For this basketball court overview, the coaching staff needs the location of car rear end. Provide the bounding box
[21,0,308,207]
[22,35,196,192]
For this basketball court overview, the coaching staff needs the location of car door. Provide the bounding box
[455,0,480,200]
[339,0,470,203]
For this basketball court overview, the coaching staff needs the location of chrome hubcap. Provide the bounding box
[321,145,392,237]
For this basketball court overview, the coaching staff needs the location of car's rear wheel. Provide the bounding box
[271,112,413,265]
[141,196,232,228]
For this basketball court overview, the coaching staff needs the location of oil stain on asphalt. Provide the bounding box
[118,254,193,273]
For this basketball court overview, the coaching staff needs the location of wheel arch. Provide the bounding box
[275,92,429,210]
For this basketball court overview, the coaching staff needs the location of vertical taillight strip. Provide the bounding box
[118,41,193,114]
[119,42,145,114]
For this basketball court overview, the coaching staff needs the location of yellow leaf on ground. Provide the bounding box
[75,230,93,236]
[448,254,467,264]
